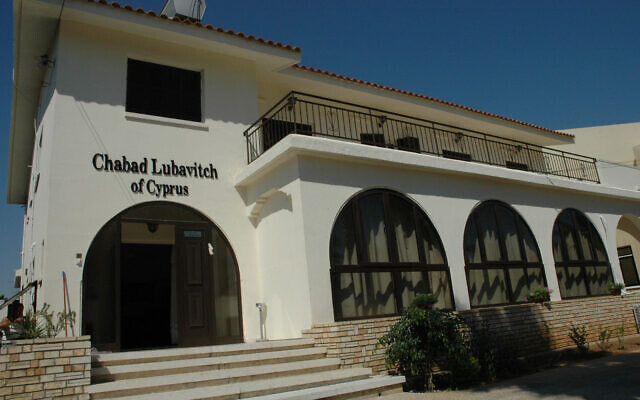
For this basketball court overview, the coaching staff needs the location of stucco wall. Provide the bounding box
[21,19,266,341]
[557,122,640,166]
[288,152,636,323]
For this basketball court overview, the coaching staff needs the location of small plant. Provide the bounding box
[524,288,551,303]
[607,282,624,295]
[14,303,76,339]
[596,327,613,351]
[568,324,589,355]
[616,324,625,349]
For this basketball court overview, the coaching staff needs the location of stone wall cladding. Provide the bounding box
[302,293,640,374]
[0,336,91,400]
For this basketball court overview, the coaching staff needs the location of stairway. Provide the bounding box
[87,338,404,399]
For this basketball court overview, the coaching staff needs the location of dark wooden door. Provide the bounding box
[176,226,212,347]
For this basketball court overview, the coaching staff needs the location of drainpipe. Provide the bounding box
[255,303,266,341]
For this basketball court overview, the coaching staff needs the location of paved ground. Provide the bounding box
[382,351,640,400]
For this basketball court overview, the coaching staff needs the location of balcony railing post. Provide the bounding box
[592,157,601,183]
[562,152,570,178]
[289,95,298,134]
[525,143,533,171]
[368,109,376,134]
[484,134,492,164]
[245,131,250,164]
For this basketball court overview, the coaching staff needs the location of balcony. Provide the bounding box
[244,92,599,183]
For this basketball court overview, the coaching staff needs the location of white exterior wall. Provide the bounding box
[557,122,640,166]
[238,136,640,325]
[26,20,267,340]
[20,37,60,304]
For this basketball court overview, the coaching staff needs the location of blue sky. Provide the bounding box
[1,0,639,296]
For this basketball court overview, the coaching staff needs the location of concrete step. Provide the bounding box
[246,375,406,400]
[87,358,341,399]
[92,347,328,383]
[91,367,374,400]
[93,338,315,367]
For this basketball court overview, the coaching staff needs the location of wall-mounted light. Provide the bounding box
[146,223,159,233]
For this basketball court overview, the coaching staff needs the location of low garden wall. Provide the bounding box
[0,336,91,400]
[302,293,640,374]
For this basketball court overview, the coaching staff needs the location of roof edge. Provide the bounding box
[86,0,301,53]
[292,64,573,139]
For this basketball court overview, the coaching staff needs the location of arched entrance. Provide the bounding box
[82,202,242,351]
[616,214,640,287]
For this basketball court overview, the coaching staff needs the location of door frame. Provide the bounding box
[83,201,244,352]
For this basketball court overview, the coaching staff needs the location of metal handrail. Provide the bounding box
[244,92,600,183]
[0,281,39,311]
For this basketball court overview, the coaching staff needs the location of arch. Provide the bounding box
[463,200,545,307]
[329,188,453,320]
[552,208,613,298]
[616,214,640,287]
[82,201,243,351]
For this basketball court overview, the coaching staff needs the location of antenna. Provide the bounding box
[161,0,206,22]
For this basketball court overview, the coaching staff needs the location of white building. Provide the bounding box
[8,0,640,354]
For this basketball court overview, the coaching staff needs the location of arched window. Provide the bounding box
[464,200,545,307]
[552,209,613,298]
[330,189,453,320]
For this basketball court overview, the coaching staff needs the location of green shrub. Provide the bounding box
[616,324,625,349]
[568,324,589,355]
[378,295,480,391]
[15,303,76,339]
[596,327,613,351]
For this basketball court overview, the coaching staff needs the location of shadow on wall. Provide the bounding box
[461,303,552,381]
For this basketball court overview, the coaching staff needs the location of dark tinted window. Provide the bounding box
[463,201,545,307]
[330,189,453,320]
[552,209,613,298]
[126,59,201,122]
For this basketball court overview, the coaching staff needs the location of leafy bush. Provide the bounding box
[15,303,76,339]
[616,324,625,349]
[596,327,613,351]
[378,294,480,391]
[568,324,589,355]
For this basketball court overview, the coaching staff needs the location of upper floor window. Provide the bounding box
[126,59,201,122]
[464,200,545,307]
[330,189,453,320]
[552,209,613,298]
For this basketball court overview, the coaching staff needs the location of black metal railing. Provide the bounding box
[244,92,600,183]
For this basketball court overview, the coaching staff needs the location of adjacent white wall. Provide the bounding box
[557,122,640,166]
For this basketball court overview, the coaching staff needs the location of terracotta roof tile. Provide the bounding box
[86,0,302,53]
[293,65,572,138]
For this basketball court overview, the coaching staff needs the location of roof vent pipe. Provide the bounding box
[161,0,206,22]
